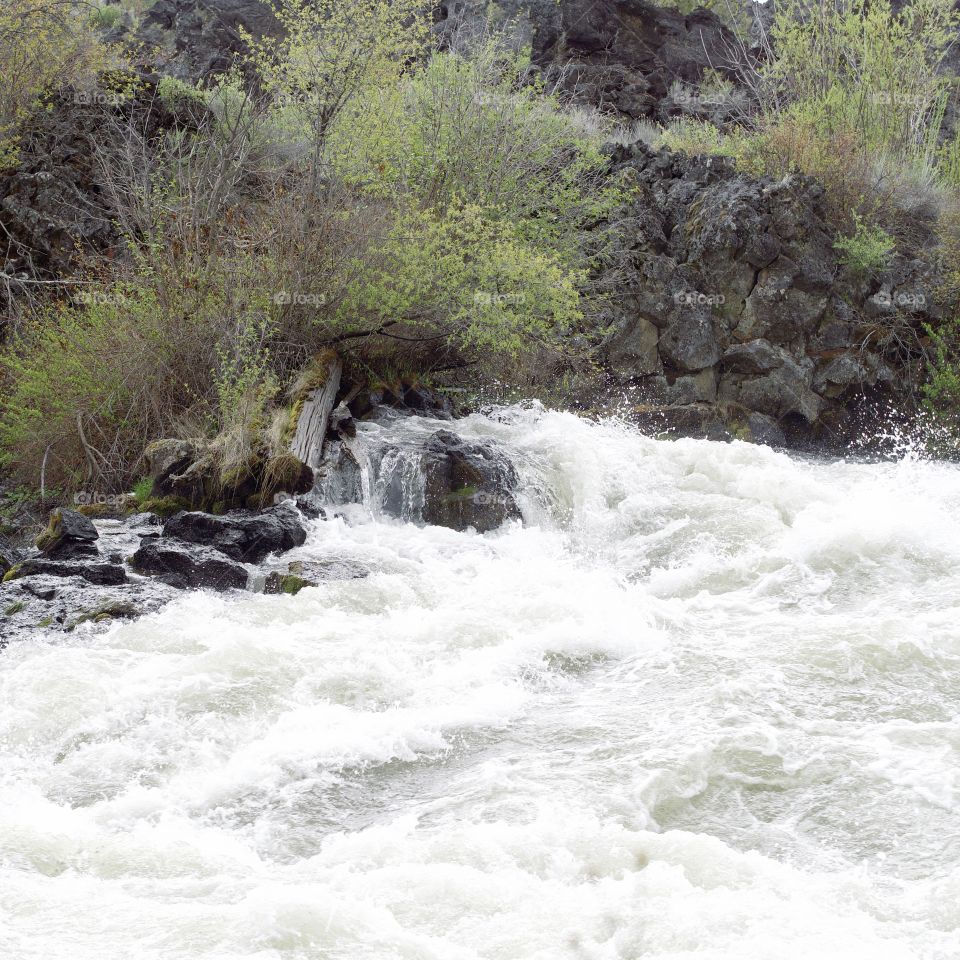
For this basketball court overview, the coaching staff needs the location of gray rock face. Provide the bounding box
[138,0,282,81]
[437,0,736,121]
[600,142,937,445]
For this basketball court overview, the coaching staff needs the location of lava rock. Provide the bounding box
[35,509,99,560]
[420,429,522,533]
[162,503,307,563]
[130,539,249,591]
[747,412,787,447]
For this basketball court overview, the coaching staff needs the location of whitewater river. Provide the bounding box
[2,406,959,959]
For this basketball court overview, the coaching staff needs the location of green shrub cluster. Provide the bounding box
[0,3,622,493]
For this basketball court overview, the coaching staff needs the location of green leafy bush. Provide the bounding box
[833,217,895,276]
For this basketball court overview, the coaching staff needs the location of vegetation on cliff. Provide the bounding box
[3,0,960,504]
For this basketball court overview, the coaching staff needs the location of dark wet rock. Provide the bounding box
[163,503,307,563]
[263,572,312,595]
[8,558,127,586]
[315,441,363,506]
[746,412,787,447]
[329,403,357,439]
[348,383,456,422]
[35,509,99,560]
[631,403,732,442]
[130,538,249,591]
[293,491,328,520]
[420,430,522,532]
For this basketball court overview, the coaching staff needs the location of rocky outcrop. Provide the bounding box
[599,141,938,445]
[437,0,737,121]
[137,0,281,81]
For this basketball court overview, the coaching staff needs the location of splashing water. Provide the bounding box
[2,405,959,959]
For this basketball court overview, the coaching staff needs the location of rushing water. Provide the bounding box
[2,405,960,959]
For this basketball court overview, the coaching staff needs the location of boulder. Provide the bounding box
[721,340,786,375]
[162,503,307,563]
[130,538,248,591]
[420,430,522,532]
[35,509,99,560]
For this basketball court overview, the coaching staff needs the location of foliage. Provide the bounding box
[667,0,960,229]
[0,5,621,492]
[321,40,620,357]
[833,217,895,276]
[922,315,960,420]
[0,0,113,168]
[243,0,433,187]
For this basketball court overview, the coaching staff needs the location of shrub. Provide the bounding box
[0,1,114,167]
[244,0,432,188]
[833,217,895,276]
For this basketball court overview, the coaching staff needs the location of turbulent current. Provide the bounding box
[2,405,960,959]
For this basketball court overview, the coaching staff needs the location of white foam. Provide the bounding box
[2,408,959,958]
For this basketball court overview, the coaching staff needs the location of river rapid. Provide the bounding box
[1,405,959,959]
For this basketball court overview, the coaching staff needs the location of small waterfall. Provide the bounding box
[314,412,521,530]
